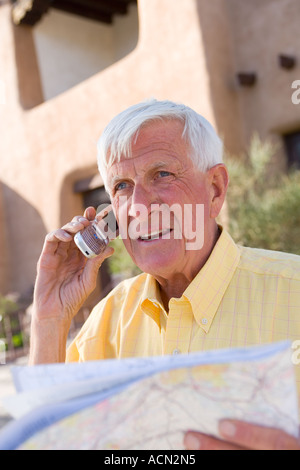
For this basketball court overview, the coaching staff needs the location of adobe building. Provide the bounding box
[0,0,299,304]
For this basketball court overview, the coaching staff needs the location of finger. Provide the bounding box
[40,230,73,258]
[46,229,73,242]
[54,238,74,258]
[61,220,86,234]
[88,245,114,267]
[218,420,300,450]
[101,245,114,260]
[82,246,114,286]
[84,206,96,221]
[71,216,91,227]
[184,431,245,451]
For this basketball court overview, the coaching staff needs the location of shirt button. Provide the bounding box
[172,348,181,355]
[201,318,208,325]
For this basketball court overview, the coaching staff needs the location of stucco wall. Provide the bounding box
[0,0,216,295]
[0,0,299,296]
[0,182,9,294]
[227,0,300,152]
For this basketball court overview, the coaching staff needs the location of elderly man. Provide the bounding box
[30,99,300,450]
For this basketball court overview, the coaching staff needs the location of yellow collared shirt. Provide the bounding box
[67,229,300,401]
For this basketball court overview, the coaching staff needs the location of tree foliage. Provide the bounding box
[226,135,300,255]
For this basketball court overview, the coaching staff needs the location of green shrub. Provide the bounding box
[108,238,141,278]
[0,295,19,318]
[0,295,23,350]
[226,135,300,255]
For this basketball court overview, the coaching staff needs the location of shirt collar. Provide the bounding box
[183,228,241,332]
[140,228,241,333]
[140,274,165,327]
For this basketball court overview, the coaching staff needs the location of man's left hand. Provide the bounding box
[184,420,300,450]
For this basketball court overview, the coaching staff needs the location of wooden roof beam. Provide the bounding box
[59,0,130,16]
[52,0,113,24]
[11,0,51,26]
[10,0,137,26]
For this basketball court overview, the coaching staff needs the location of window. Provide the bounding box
[284,131,300,170]
[82,186,110,212]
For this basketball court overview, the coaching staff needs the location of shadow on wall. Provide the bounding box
[0,182,47,299]
[196,0,244,156]
[12,23,44,110]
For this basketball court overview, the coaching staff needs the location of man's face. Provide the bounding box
[106,120,218,280]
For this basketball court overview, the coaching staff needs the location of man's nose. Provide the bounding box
[128,184,156,218]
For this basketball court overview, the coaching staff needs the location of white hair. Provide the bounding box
[97,99,223,190]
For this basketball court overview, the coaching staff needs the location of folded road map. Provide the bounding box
[0,341,298,450]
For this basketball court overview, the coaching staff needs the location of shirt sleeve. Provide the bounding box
[64,287,123,363]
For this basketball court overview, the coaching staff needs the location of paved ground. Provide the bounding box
[0,356,28,430]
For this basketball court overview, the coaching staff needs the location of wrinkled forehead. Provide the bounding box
[113,117,185,155]
[109,119,188,167]
[99,117,192,191]
[106,128,195,196]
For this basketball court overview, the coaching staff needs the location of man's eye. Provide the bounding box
[158,171,171,178]
[115,181,128,191]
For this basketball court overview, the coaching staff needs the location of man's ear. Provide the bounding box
[207,164,229,219]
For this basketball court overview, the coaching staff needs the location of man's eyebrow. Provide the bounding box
[109,175,128,188]
[109,161,170,187]
[147,161,170,172]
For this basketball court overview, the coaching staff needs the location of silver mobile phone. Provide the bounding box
[74,206,119,258]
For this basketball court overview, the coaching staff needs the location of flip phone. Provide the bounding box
[74,207,119,258]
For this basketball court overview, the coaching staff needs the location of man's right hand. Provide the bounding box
[29,206,114,364]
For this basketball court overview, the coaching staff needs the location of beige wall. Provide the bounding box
[227,0,300,164]
[195,0,300,162]
[33,5,139,101]
[0,0,299,297]
[0,182,9,294]
[195,0,244,155]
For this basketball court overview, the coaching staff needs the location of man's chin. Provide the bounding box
[126,238,186,276]
[136,255,182,279]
